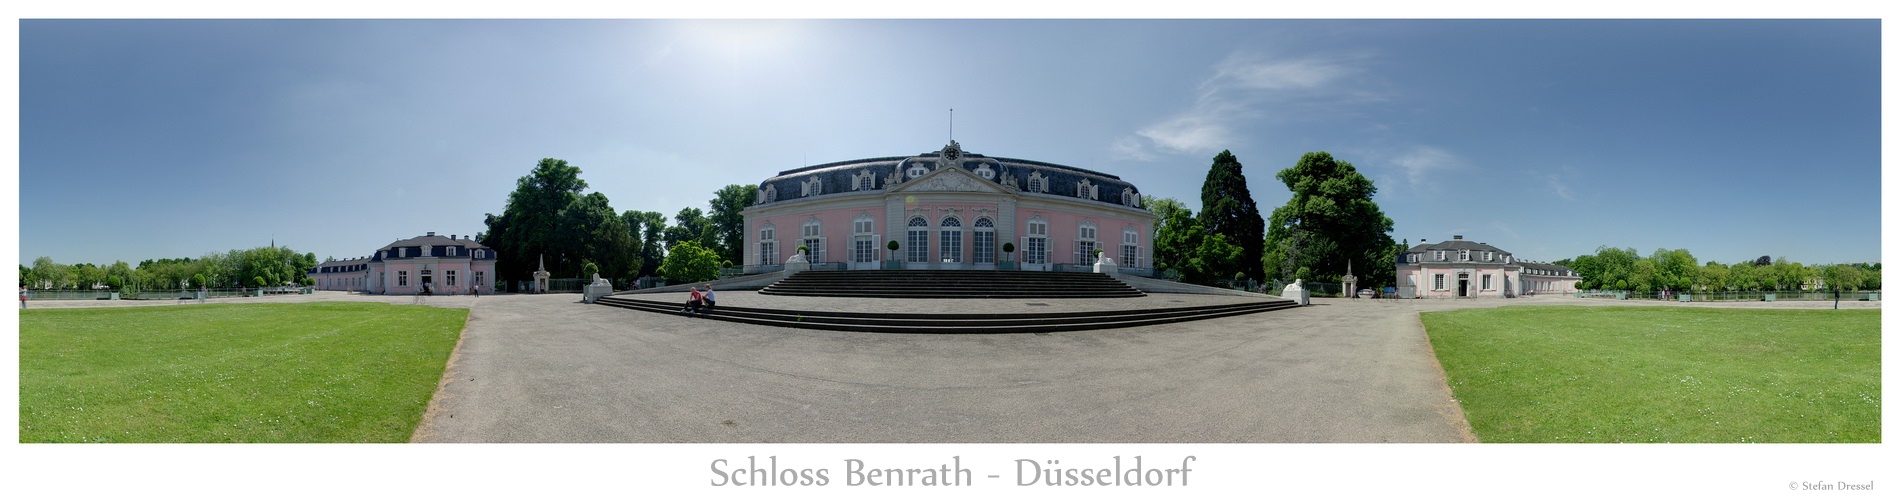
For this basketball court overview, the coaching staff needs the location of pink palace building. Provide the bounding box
[307,232,498,295]
[742,141,1156,273]
[1396,235,1580,298]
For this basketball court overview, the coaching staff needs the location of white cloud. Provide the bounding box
[1388,145,1462,188]
[1115,50,1374,158]
[1546,174,1575,201]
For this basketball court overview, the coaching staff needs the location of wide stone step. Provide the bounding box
[594,295,1298,334]
[758,270,1143,299]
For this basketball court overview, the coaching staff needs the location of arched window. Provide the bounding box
[973,217,996,264]
[906,216,930,263]
[939,216,963,263]
[762,184,778,203]
[1027,172,1046,193]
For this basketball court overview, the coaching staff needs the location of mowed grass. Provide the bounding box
[1422,306,1878,443]
[21,302,465,442]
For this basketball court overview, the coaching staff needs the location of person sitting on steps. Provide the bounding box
[681,285,704,315]
[701,284,716,315]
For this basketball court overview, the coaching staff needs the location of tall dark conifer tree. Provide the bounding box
[1198,150,1266,281]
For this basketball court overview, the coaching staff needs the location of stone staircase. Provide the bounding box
[593,294,1301,334]
[758,270,1146,299]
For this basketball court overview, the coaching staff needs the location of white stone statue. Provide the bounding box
[1282,278,1311,306]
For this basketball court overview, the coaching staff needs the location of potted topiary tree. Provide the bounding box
[885,240,902,270]
[999,242,1016,270]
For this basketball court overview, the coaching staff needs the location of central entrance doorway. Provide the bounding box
[1457,272,1469,297]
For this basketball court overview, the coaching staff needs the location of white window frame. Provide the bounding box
[1025,218,1049,264]
[939,215,963,263]
[446,270,458,287]
[1121,228,1140,268]
[1433,273,1445,291]
[758,223,778,266]
[801,219,823,262]
[973,217,996,264]
[906,216,930,263]
[398,270,409,287]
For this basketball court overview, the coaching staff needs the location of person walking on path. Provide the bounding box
[19,284,26,309]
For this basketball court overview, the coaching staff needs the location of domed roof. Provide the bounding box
[755,142,1144,209]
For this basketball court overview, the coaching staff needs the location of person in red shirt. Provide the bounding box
[681,285,704,315]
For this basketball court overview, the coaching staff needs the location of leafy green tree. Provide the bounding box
[482,158,589,288]
[1263,152,1395,287]
[708,184,759,265]
[17,264,27,286]
[1198,151,1265,281]
[624,210,668,278]
[1699,262,1730,292]
[581,261,600,279]
[664,207,715,251]
[660,240,721,283]
[563,192,637,281]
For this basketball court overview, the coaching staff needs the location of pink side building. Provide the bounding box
[308,232,498,295]
[1395,235,1579,298]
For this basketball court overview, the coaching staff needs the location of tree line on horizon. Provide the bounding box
[1556,247,1880,293]
[21,247,319,291]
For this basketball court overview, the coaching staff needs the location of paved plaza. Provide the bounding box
[29,290,1874,442]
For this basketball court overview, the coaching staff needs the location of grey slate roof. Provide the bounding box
[312,257,372,274]
[755,146,1141,209]
[1517,261,1579,276]
[377,234,489,251]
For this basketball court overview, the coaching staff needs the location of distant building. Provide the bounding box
[741,141,1156,273]
[308,232,497,295]
[1395,235,1579,298]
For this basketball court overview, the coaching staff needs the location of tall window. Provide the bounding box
[758,224,778,266]
[1433,274,1445,290]
[802,220,822,261]
[1025,218,1048,264]
[906,216,930,262]
[1121,229,1139,268]
[973,218,995,264]
[853,215,876,264]
[939,216,963,263]
[446,270,458,287]
[1075,223,1098,264]
[398,271,409,287]
[1482,274,1492,290]
[474,271,484,288]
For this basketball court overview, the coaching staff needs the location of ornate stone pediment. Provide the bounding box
[889,165,1009,195]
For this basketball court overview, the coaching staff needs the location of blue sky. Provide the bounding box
[16,19,1882,268]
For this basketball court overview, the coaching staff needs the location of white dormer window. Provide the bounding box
[1408,253,1418,263]
[1459,249,1469,261]
[907,162,929,179]
[1122,187,1137,207]
[973,164,995,180]
[1434,250,1444,261]
[422,245,432,257]
[1077,179,1098,200]
[399,248,408,258]
[800,176,823,196]
[449,246,457,257]
[1027,171,1047,193]
[1484,251,1492,262]
[762,184,778,203]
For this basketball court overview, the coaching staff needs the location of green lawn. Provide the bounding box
[1422,306,1879,443]
[20,302,465,442]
